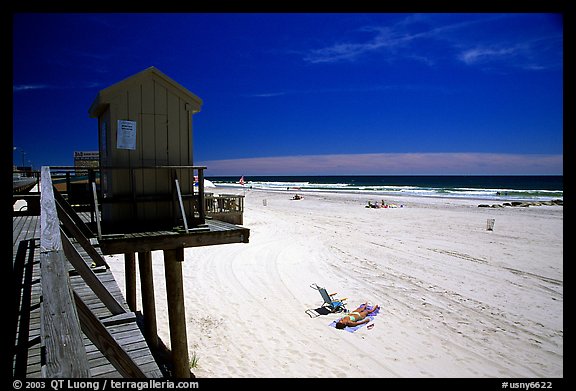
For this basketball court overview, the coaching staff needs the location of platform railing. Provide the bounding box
[97,165,207,232]
[204,193,245,225]
[46,165,207,234]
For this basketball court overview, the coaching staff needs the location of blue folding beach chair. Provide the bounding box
[309,283,348,313]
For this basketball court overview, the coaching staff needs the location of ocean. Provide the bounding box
[206,175,563,201]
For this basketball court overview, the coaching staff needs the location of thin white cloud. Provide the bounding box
[457,35,562,70]
[13,84,50,92]
[245,92,288,98]
[199,152,563,176]
[302,14,561,71]
[303,26,410,64]
[245,83,448,99]
[458,46,518,65]
[303,15,486,64]
[13,81,102,92]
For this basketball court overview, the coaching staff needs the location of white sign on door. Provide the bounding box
[117,120,137,150]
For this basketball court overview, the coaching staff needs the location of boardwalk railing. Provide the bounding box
[38,167,150,378]
[39,166,91,377]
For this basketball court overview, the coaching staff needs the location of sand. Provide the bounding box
[106,189,563,378]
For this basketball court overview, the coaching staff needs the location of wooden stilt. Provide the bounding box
[124,253,137,312]
[138,251,158,349]
[163,248,190,378]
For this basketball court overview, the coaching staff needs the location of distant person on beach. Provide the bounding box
[335,303,379,329]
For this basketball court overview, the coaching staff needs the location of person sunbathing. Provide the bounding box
[335,303,379,329]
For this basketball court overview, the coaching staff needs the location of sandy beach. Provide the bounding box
[106,188,563,378]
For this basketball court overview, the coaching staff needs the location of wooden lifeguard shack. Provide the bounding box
[89,66,204,232]
[88,67,250,377]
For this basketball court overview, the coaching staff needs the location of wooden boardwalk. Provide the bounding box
[12,215,41,377]
[13,166,250,378]
[12,214,163,378]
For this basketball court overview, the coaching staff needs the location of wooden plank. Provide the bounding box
[61,229,126,315]
[88,346,161,378]
[73,290,147,378]
[92,182,102,240]
[99,227,249,254]
[180,98,192,165]
[153,82,170,222]
[88,344,154,372]
[174,179,189,233]
[127,82,143,165]
[136,78,156,221]
[69,268,129,320]
[140,77,155,164]
[13,216,26,245]
[197,168,206,223]
[101,312,137,326]
[98,219,249,254]
[108,93,132,224]
[14,214,40,244]
[55,193,108,268]
[40,251,91,378]
[39,167,91,378]
[12,238,37,377]
[53,185,94,239]
[154,81,168,165]
[167,90,182,165]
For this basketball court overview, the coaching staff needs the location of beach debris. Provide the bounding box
[478,199,562,208]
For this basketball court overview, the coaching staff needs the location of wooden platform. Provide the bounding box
[97,219,250,255]
[12,215,163,378]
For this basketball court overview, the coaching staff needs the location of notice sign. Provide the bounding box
[117,120,137,150]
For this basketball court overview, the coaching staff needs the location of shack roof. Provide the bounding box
[88,66,203,118]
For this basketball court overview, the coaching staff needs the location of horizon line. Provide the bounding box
[197,152,563,176]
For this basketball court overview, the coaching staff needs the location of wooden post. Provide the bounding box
[65,171,70,194]
[39,167,90,377]
[163,248,190,378]
[197,167,205,223]
[124,253,137,312]
[174,179,189,233]
[138,251,158,349]
[92,181,102,240]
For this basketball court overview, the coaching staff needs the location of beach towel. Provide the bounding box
[328,305,380,333]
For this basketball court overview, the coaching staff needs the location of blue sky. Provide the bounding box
[12,13,563,175]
